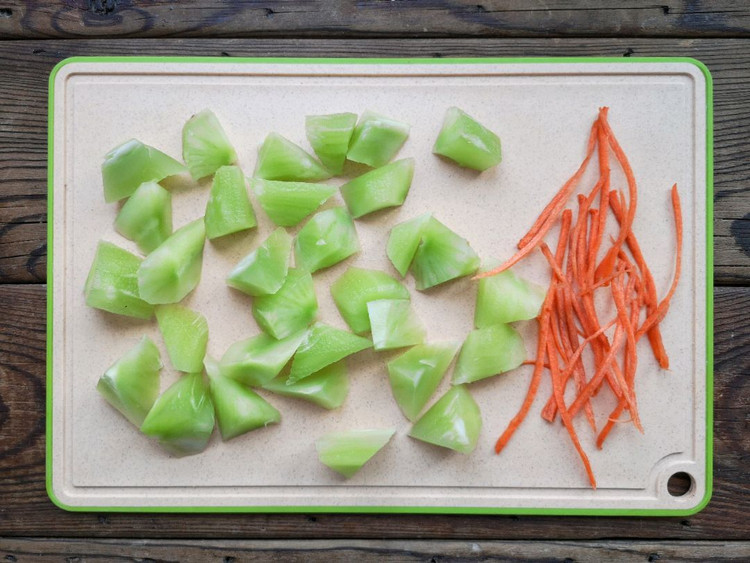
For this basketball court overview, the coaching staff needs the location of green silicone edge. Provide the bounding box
[46,56,714,516]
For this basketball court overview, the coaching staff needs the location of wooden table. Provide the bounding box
[1,2,748,560]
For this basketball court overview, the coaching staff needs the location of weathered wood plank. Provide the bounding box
[0,38,748,284]
[0,284,747,539]
[2,1,750,40]
[2,538,749,561]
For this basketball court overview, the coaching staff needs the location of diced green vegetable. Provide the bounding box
[140,372,215,457]
[387,342,459,421]
[294,207,359,273]
[263,361,349,410]
[252,179,337,227]
[84,241,154,319]
[220,330,306,387]
[330,267,410,334]
[411,217,480,290]
[305,112,357,174]
[433,107,502,171]
[475,267,546,327]
[204,165,256,239]
[227,228,292,296]
[367,299,425,351]
[137,218,205,304]
[288,323,371,384]
[340,158,415,218]
[255,132,331,182]
[409,385,481,454]
[347,110,410,168]
[316,428,395,478]
[155,304,209,373]
[182,109,237,180]
[101,138,186,203]
[252,268,318,339]
[386,213,432,277]
[96,336,162,427]
[114,181,172,254]
[452,324,526,385]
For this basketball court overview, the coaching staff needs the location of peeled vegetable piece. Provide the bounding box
[204,165,256,239]
[102,138,186,203]
[452,324,526,385]
[140,372,215,457]
[316,428,395,478]
[263,361,349,409]
[294,207,359,273]
[474,267,546,327]
[411,217,480,290]
[409,385,481,454]
[137,218,206,304]
[387,342,460,421]
[367,299,425,351]
[114,181,172,254]
[155,304,209,373]
[182,109,237,180]
[221,330,306,387]
[255,132,331,182]
[433,107,502,171]
[288,323,371,384]
[305,112,357,174]
[84,241,154,319]
[96,336,161,427]
[330,267,410,334]
[386,212,432,277]
[252,268,318,339]
[227,228,291,296]
[252,179,337,227]
[347,110,410,168]
[340,158,415,218]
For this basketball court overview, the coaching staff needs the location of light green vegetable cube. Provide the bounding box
[409,385,481,454]
[433,107,502,171]
[367,299,425,351]
[411,217,480,290]
[288,323,371,384]
[305,112,357,174]
[347,110,410,168]
[475,267,546,327]
[252,179,337,227]
[227,228,292,297]
[263,361,349,410]
[340,158,414,218]
[114,181,172,254]
[255,132,331,182]
[386,212,432,277]
[316,428,395,478]
[156,304,209,373]
[452,324,526,384]
[220,330,306,387]
[294,207,359,273]
[252,268,318,339]
[182,109,237,180]
[204,165,256,239]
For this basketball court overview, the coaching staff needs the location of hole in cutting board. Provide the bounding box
[667,472,693,497]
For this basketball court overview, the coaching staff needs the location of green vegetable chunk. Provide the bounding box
[347,110,410,168]
[205,357,281,441]
[84,241,154,319]
[452,324,526,384]
[409,385,481,454]
[182,109,237,180]
[433,107,502,171]
[252,268,318,339]
[386,213,432,277]
[204,165,256,239]
[140,372,215,457]
[387,342,460,421]
[227,228,292,296]
[137,218,206,304]
[330,267,410,334]
[288,323,371,384]
[316,428,395,478]
[96,336,162,427]
[263,361,349,410]
[411,217,480,290]
[101,138,186,203]
[114,181,172,254]
[155,304,209,373]
[255,132,331,182]
[305,112,357,174]
[220,330,306,387]
[475,268,546,327]
[367,299,425,351]
[294,207,359,273]
[340,158,415,218]
[252,179,337,227]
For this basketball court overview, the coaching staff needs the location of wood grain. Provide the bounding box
[2,1,750,40]
[0,284,746,539]
[0,37,748,284]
